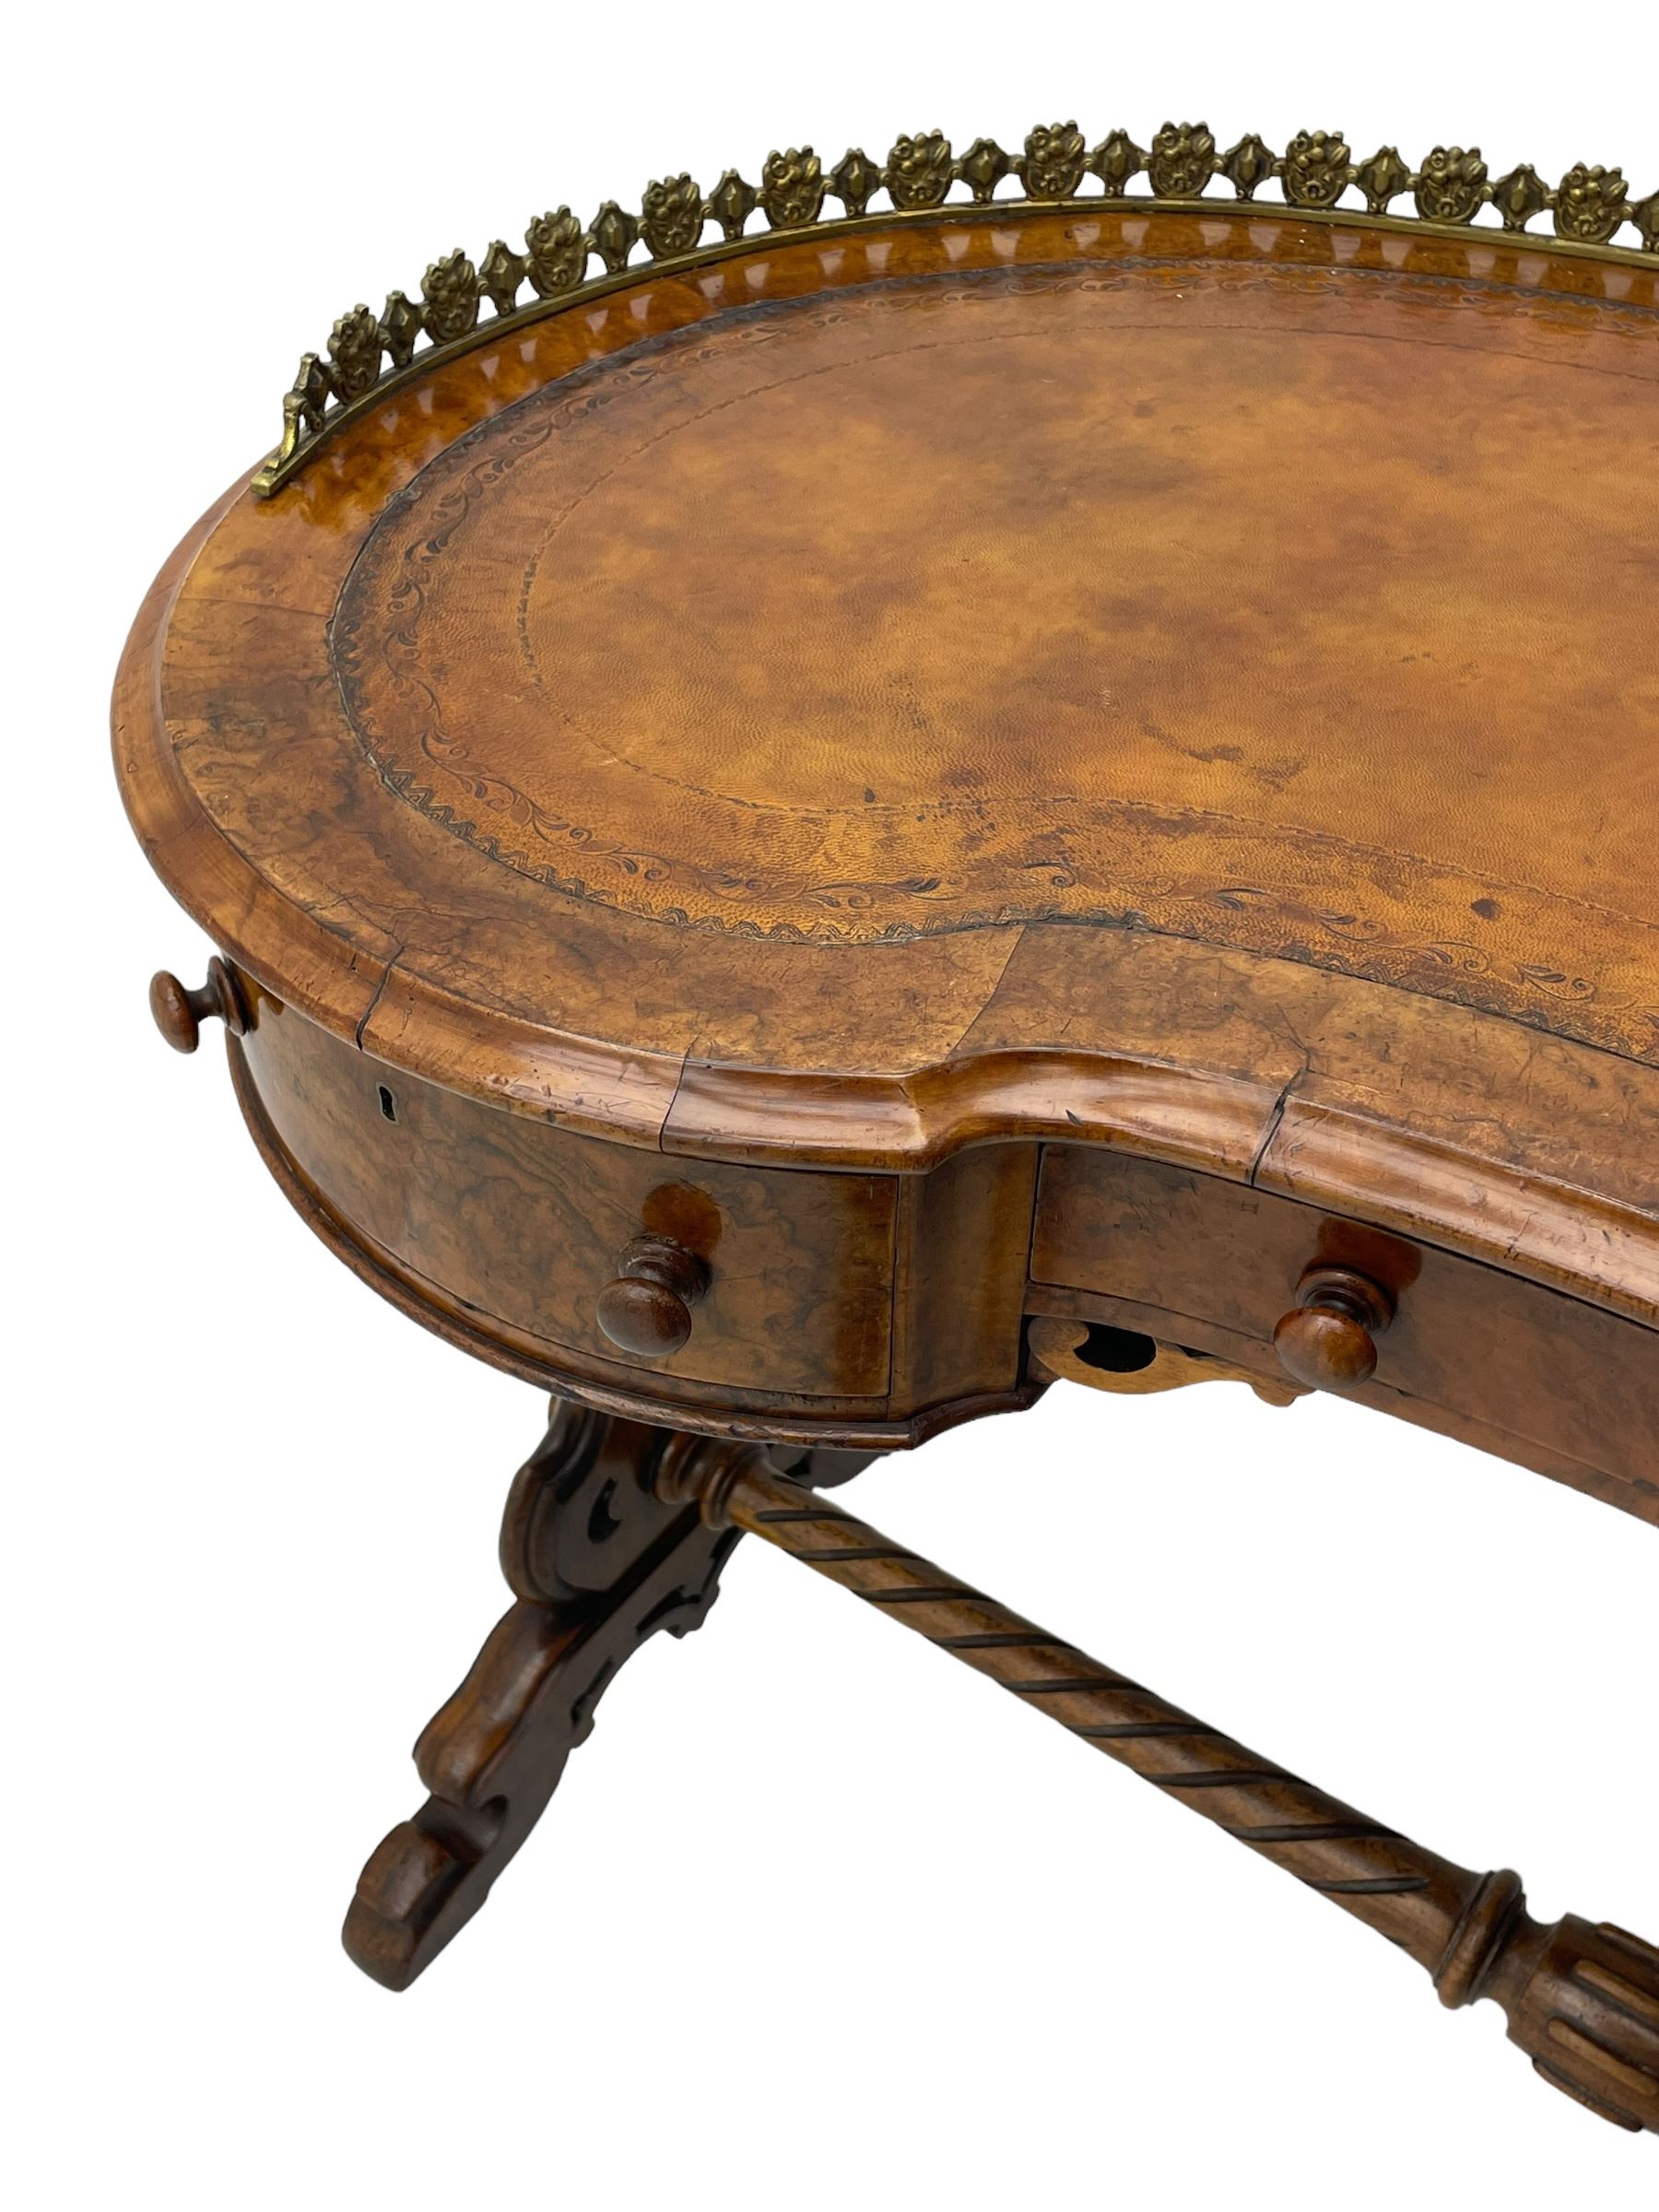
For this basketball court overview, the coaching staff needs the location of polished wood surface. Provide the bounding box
[1025,1316,1301,1406]
[347,1400,875,1988]
[1272,1264,1395,1391]
[215,972,1657,1500]
[114,210,1658,1336]
[346,1400,740,1989]
[234,985,901,1406]
[1033,1146,1659,1515]
[119,193,1653,2131]
[148,959,247,1054]
[227,998,1039,1439]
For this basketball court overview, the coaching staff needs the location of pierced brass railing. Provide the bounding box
[253,120,1659,496]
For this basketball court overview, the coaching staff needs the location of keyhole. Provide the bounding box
[377,1084,397,1123]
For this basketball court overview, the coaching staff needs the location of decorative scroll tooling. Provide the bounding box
[254,120,1659,493]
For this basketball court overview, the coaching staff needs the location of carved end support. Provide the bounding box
[1436,1872,1659,2133]
[343,1403,744,1992]
[345,1804,505,1994]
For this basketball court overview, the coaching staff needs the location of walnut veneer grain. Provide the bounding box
[119,191,1656,2120]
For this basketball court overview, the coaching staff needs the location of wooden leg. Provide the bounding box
[342,1399,874,1990]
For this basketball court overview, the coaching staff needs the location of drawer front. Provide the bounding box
[239,1000,895,1399]
[1032,1147,1659,1498]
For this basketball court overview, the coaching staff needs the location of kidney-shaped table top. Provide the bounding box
[115,206,1659,1321]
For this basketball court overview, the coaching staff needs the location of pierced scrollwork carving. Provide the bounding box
[341,1398,877,1990]
[255,116,1659,496]
[343,1400,747,1990]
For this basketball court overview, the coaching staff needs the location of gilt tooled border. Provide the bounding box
[328,259,1659,1065]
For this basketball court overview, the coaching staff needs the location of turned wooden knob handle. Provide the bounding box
[149,958,248,1053]
[1273,1263,1394,1392]
[595,1234,708,1358]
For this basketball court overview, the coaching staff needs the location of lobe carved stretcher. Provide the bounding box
[653,1436,1659,2136]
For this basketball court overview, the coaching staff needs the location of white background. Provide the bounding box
[5,7,1654,2206]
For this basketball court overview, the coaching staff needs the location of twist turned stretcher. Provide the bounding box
[653,1435,1659,2136]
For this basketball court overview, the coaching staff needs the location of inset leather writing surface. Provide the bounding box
[335,250,1658,1054]
[115,208,1657,1327]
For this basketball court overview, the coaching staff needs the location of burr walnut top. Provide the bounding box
[115,207,1658,1312]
